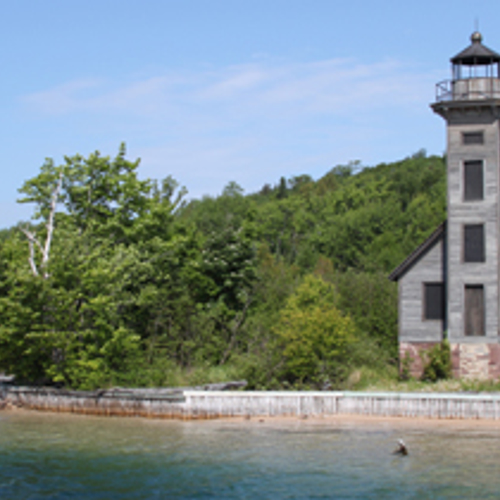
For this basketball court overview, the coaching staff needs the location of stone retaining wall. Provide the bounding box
[3,387,500,420]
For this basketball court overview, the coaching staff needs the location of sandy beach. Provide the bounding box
[5,404,500,432]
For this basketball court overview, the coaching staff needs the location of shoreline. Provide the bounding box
[5,387,500,421]
[6,405,500,430]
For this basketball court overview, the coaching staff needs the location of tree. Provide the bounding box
[0,148,448,389]
[2,145,166,388]
[199,221,257,364]
[273,274,355,387]
[17,163,63,278]
[18,143,154,244]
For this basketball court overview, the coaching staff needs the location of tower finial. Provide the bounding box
[471,18,482,43]
[471,31,482,44]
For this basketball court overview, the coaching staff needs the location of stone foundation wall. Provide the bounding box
[401,341,500,380]
[451,343,500,380]
[399,342,439,378]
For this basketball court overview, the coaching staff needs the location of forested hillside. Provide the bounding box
[0,146,446,389]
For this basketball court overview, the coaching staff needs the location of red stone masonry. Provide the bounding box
[399,342,440,379]
[402,342,500,380]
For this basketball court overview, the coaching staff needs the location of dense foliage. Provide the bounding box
[0,146,446,389]
[422,340,452,382]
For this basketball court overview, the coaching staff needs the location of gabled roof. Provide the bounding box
[388,221,446,282]
[451,32,500,65]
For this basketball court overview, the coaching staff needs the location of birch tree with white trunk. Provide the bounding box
[17,159,64,279]
[20,172,63,278]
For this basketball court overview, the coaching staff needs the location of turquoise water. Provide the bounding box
[1,411,500,499]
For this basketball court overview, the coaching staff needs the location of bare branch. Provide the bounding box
[41,172,63,278]
[20,227,41,277]
[20,171,63,279]
[20,226,44,253]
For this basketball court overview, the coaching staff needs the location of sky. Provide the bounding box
[1,0,500,228]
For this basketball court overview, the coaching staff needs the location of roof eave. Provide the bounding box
[388,221,446,282]
[451,44,500,65]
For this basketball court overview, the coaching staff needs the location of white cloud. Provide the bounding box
[20,56,442,198]
[24,78,104,114]
[198,65,269,100]
[24,57,436,118]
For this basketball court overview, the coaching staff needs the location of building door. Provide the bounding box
[465,285,485,336]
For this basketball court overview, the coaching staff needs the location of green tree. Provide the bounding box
[0,147,448,390]
[199,221,257,364]
[1,145,173,388]
[273,274,355,387]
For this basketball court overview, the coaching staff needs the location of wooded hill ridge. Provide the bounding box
[0,145,446,390]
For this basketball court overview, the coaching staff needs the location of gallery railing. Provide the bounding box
[435,78,500,102]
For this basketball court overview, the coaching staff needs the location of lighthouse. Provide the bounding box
[390,33,500,379]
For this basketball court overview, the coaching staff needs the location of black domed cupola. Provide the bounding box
[451,32,500,79]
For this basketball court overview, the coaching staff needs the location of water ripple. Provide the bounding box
[1,412,500,499]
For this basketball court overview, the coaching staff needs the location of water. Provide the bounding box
[0,411,499,499]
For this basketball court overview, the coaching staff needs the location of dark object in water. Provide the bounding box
[393,439,408,456]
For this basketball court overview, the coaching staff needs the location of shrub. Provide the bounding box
[273,274,355,388]
[399,351,413,381]
[422,340,452,382]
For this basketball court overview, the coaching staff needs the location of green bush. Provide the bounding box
[399,351,413,381]
[273,274,355,388]
[422,340,452,382]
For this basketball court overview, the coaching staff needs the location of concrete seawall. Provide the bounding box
[4,387,500,420]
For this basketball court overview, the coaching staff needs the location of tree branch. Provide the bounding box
[41,172,63,276]
[219,295,253,365]
[20,227,40,277]
[20,171,63,279]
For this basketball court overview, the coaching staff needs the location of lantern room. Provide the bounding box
[436,32,500,102]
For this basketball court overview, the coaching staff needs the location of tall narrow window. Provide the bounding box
[424,283,444,320]
[465,285,485,336]
[462,131,484,145]
[464,224,485,262]
[464,160,483,201]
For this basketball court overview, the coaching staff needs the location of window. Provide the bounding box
[462,131,484,145]
[465,285,485,336]
[464,160,483,201]
[424,283,444,320]
[464,224,485,262]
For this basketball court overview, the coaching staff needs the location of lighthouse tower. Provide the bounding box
[390,33,500,379]
[432,32,500,376]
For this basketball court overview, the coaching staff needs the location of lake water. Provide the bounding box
[1,411,500,499]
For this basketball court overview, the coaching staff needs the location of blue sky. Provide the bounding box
[1,0,500,228]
